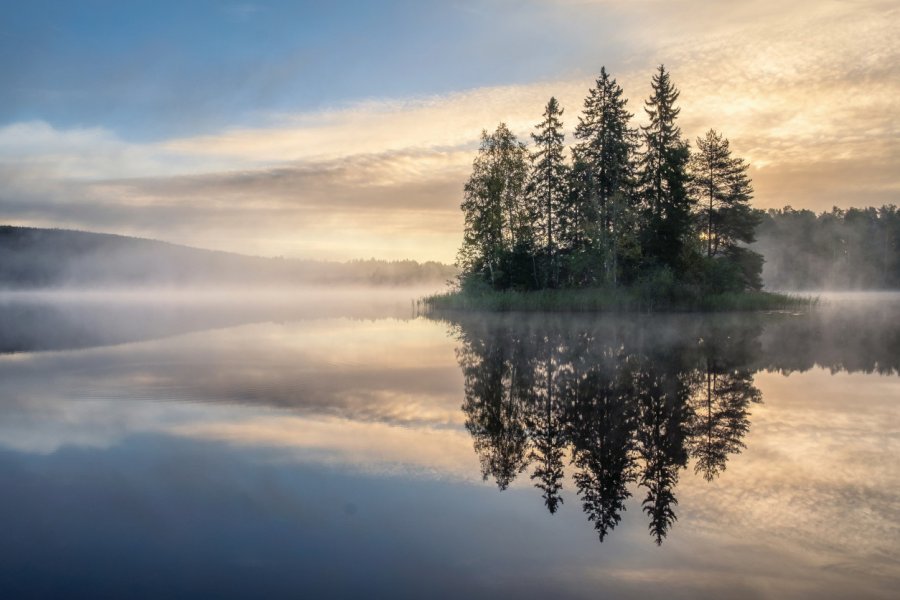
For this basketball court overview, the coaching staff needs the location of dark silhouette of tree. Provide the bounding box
[445,312,780,545]
[450,68,900,295]
[688,362,761,480]
[574,67,639,285]
[528,97,569,288]
[637,65,694,274]
[457,325,531,489]
[527,345,567,513]
[458,124,530,287]
[689,129,763,291]
[561,148,605,285]
[633,362,691,545]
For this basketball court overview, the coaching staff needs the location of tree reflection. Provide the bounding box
[569,348,637,540]
[457,326,531,489]
[451,314,764,544]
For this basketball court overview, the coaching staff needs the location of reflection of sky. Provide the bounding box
[0,312,898,597]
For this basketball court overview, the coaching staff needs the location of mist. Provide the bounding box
[0,225,457,290]
[752,205,899,291]
[3,1,899,596]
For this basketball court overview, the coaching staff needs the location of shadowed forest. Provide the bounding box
[457,66,763,296]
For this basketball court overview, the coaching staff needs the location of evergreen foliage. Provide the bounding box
[527,97,569,288]
[447,312,767,543]
[573,67,640,285]
[689,129,762,290]
[638,65,694,274]
[457,65,766,299]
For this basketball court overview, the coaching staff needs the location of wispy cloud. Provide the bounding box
[0,0,896,260]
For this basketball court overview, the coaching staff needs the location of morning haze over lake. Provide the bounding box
[1,1,898,598]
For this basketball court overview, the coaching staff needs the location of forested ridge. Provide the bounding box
[0,226,455,288]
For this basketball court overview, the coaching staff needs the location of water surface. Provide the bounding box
[1,290,897,598]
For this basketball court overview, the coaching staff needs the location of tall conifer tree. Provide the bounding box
[690,129,758,257]
[689,129,762,289]
[528,97,568,288]
[574,67,638,284]
[638,65,693,273]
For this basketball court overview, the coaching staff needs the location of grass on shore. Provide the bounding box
[421,286,815,313]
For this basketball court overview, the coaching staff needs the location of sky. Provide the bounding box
[1,0,897,262]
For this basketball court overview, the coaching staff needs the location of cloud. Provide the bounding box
[0,0,896,260]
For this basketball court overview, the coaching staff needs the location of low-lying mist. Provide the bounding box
[752,206,899,291]
[0,285,444,353]
[0,226,457,290]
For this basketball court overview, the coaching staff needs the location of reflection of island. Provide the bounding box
[453,314,766,544]
[448,301,900,543]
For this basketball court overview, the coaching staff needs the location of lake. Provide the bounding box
[0,289,897,599]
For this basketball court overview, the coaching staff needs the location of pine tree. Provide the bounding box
[528,97,568,288]
[689,129,763,289]
[458,123,529,287]
[638,65,694,274]
[690,129,759,257]
[574,67,639,284]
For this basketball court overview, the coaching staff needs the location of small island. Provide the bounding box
[426,66,805,312]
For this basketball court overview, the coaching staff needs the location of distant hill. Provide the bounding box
[0,226,458,289]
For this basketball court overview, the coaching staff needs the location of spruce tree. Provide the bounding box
[562,148,610,285]
[528,97,568,288]
[574,67,639,284]
[638,65,693,275]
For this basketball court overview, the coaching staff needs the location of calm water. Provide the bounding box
[0,289,898,599]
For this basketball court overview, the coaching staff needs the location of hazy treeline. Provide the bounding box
[458,65,761,296]
[753,206,900,290]
[0,226,456,288]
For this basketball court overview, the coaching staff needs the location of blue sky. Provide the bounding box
[0,0,897,260]
[1,1,621,139]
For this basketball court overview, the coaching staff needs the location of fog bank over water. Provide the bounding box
[0,285,444,353]
[752,206,900,291]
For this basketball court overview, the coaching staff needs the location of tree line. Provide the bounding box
[458,65,761,294]
[753,205,900,290]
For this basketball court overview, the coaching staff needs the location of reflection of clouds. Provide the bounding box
[0,396,481,480]
[676,369,900,586]
[0,316,463,411]
[0,400,248,454]
[0,310,898,594]
[172,414,480,480]
[0,318,468,465]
